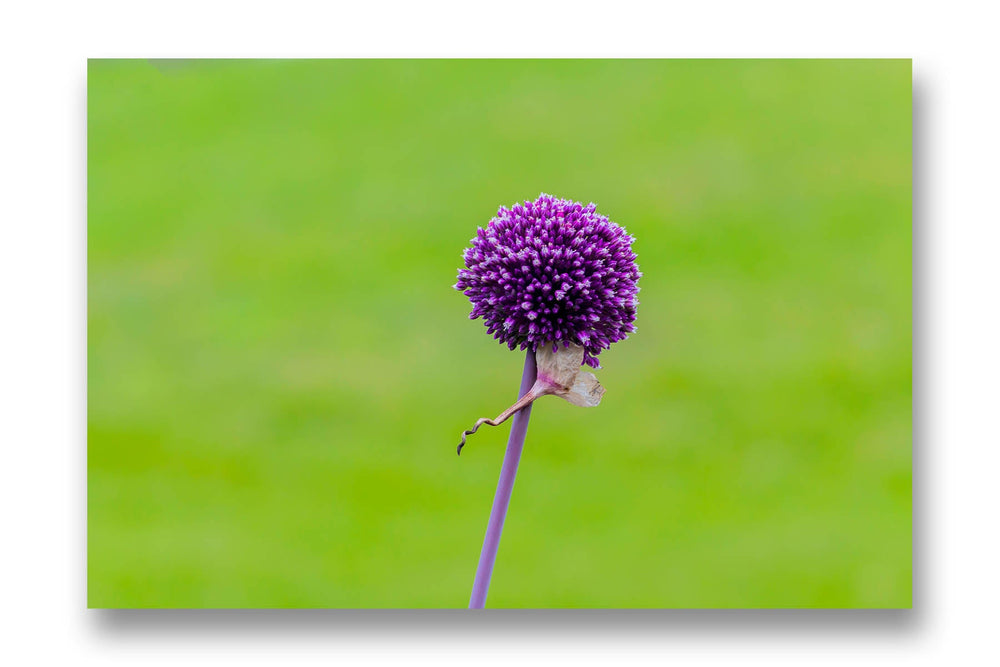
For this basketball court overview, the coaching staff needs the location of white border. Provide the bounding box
[3,1,998,664]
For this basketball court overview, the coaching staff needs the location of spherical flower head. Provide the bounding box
[454,193,641,368]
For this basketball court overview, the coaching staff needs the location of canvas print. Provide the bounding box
[87,59,912,608]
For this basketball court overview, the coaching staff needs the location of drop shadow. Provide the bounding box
[91,608,916,639]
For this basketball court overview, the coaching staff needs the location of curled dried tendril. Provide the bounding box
[457,343,605,455]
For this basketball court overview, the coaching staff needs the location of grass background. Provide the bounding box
[88,59,911,608]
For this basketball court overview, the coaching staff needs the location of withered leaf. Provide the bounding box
[458,343,605,454]
[561,370,605,408]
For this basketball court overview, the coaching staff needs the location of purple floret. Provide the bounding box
[454,193,641,368]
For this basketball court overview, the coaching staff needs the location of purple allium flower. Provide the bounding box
[454,193,641,368]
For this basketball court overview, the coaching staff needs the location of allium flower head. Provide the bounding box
[454,193,641,368]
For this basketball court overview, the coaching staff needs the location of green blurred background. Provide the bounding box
[88,59,911,608]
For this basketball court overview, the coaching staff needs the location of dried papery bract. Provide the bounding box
[535,342,606,407]
[457,343,604,454]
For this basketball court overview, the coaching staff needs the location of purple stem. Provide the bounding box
[468,349,537,609]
